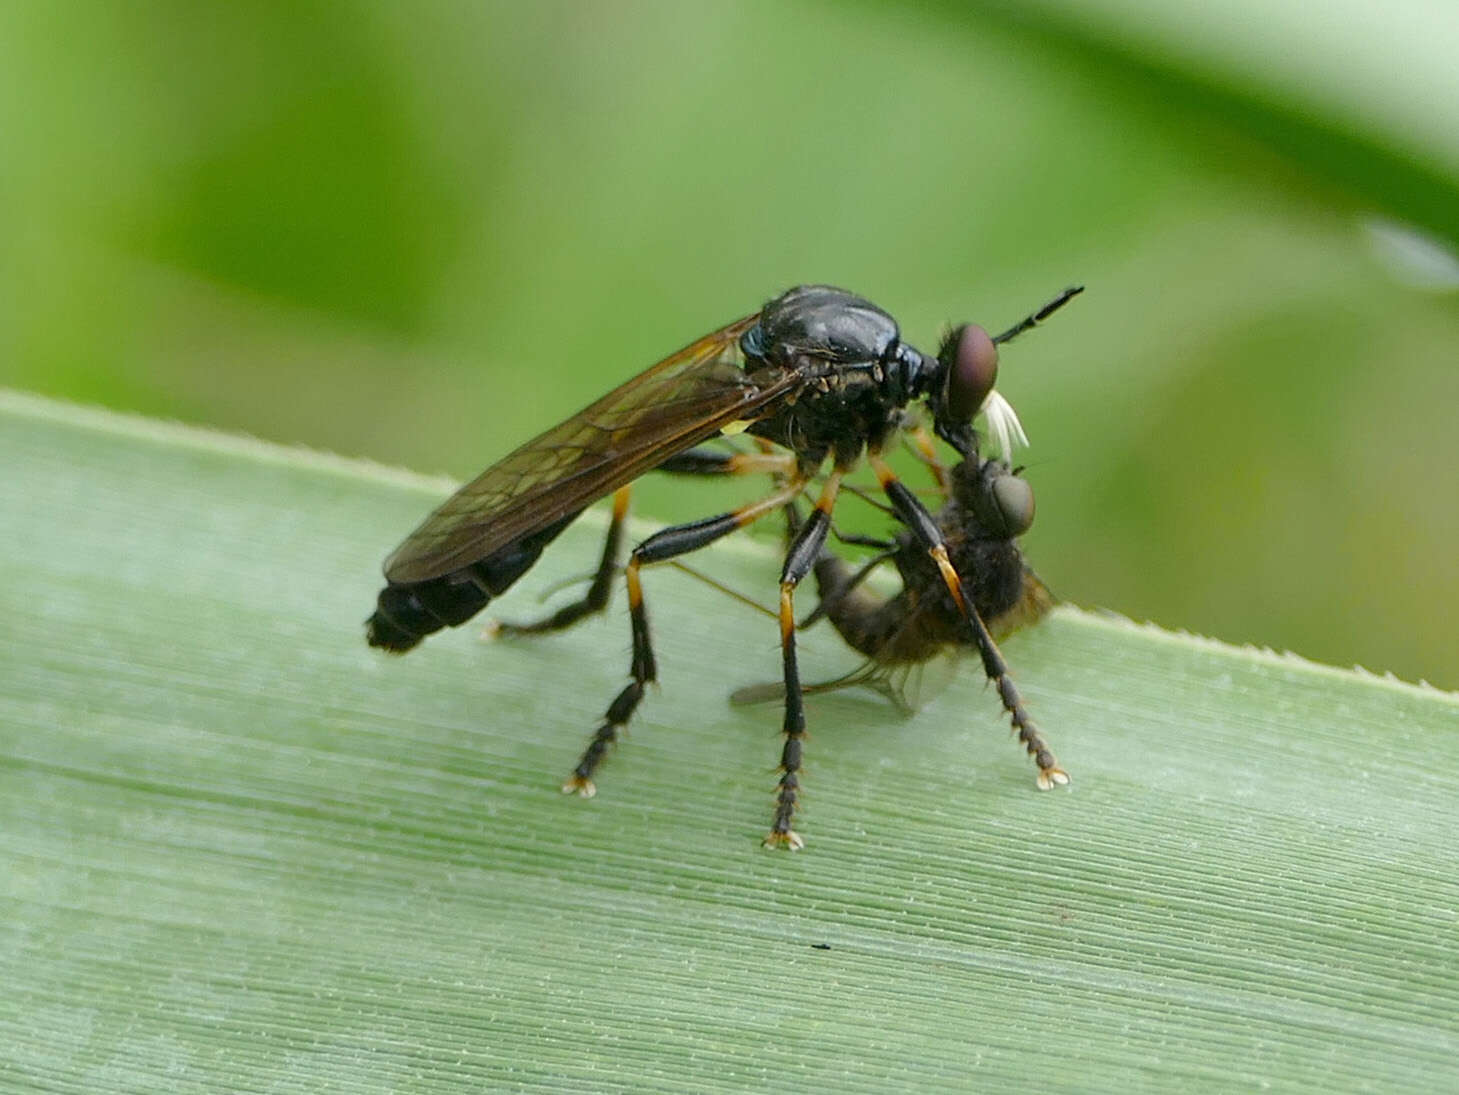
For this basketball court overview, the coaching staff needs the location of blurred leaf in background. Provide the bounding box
[1,0,1456,687]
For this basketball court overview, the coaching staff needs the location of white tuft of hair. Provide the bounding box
[979,389,1029,462]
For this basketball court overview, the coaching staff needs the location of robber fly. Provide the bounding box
[739,451,1063,788]
[367,283,1081,848]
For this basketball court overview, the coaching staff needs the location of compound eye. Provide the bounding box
[988,473,1035,537]
[944,324,999,422]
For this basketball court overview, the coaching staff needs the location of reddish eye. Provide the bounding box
[944,324,999,421]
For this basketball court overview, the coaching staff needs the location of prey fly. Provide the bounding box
[738,451,1063,790]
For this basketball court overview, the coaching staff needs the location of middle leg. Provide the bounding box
[496,445,796,636]
[561,476,807,797]
[764,468,845,850]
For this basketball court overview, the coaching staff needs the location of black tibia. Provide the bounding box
[566,479,805,795]
[766,471,843,850]
[367,510,582,652]
[878,475,944,553]
[780,500,895,630]
[656,448,736,475]
[495,487,632,636]
[656,445,794,477]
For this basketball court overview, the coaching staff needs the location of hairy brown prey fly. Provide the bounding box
[740,452,1061,788]
[367,284,1081,848]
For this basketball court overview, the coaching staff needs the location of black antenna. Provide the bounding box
[992,285,1084,346]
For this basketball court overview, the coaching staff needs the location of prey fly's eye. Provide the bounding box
[942,323,999,421]
[991,474,1035,537]
[973,467,1035,538]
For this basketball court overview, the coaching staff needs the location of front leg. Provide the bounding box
[868,455,1069,790]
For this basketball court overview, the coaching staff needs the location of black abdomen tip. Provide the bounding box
[366,573,494,653]
[366,611,424,652]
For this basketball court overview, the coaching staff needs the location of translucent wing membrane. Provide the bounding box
[731,560,1055,713]
[385,314,793,583]
[729,652,963,717]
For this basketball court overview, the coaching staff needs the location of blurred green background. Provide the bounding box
[3,0,1456,688]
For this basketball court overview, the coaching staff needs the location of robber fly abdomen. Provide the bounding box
[365,283,1081,848]
[368,512,583,651]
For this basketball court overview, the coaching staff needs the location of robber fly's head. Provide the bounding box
[950,455,1036,541]
[931,323,1028,462]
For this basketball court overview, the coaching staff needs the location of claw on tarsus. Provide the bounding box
[561,775,597,798]
[762,829,805,851]
[1036,766,1070,791]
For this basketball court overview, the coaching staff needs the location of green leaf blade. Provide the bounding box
[1,391,1456,1092]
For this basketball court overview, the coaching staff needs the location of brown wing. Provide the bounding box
[385,312,798,583]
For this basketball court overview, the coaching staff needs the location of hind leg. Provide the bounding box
[493,487,631,636]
